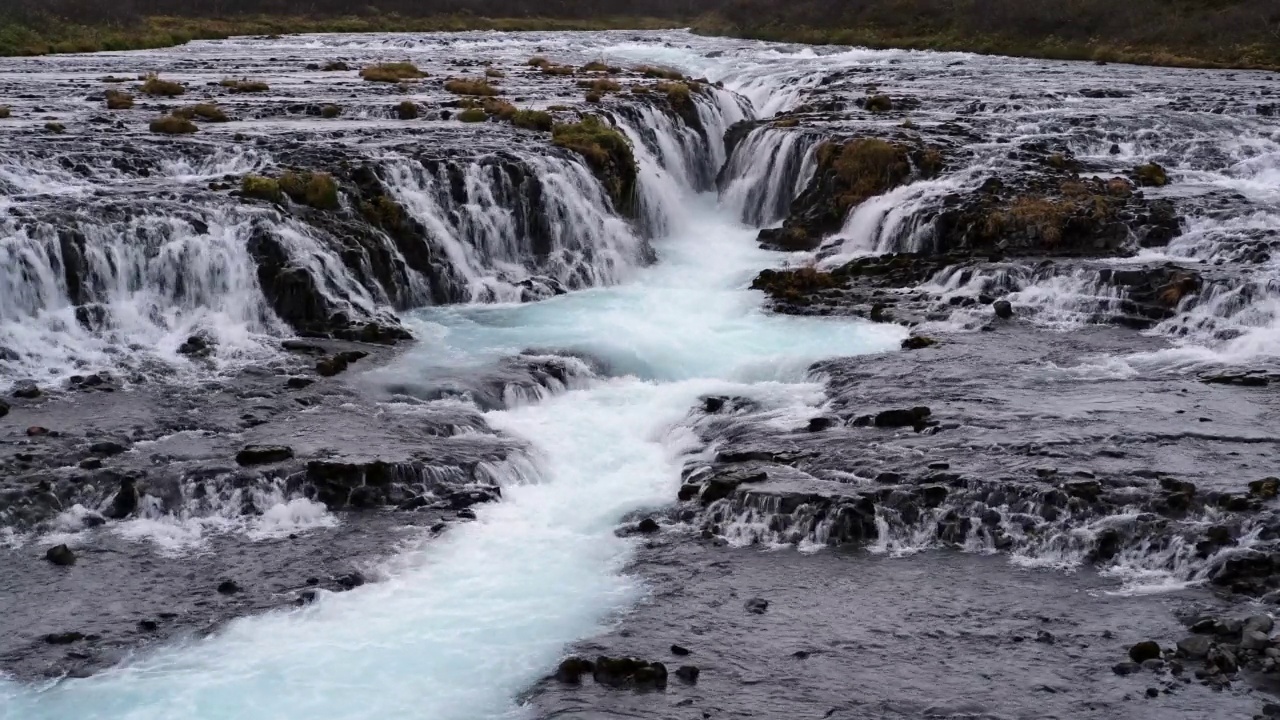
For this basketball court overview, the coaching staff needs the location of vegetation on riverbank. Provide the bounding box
[0,0,1275,73]
[0,14,677,57]
[691,0,1280,72]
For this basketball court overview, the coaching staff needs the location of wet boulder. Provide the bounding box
[1177,635,1212,659]
[745,597,770,614]
[45,544,76,566]
[0,399,8,418]
[12,382,41,399]
[993,300,1013,319]
[105,476,139,519]
[674,665,700,683]
[873,406,932,430]
[554,656,595,683]
[1129,640,1162,663]
[592,656,668,688]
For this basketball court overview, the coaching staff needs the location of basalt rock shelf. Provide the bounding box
[1,29,1279,720]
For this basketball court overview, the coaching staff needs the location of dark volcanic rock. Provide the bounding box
[235,445,295,466]
[745,597,770,614]
[1128,640,1162,663]
[993,300,1014,319]
[44,544,75,566]
[555,656,595,683]
[216,580,242,595]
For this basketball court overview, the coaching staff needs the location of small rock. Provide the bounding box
[807,416,835,432]
[216,580,241,595]
[1145,687,1159,698]
[235,445,294,466]
[45,544,75,566]
[177,335,211,356]
[1177,635,1212,659]
[901,336,937,350]
[78,457,103,470]
[993,300,1013,319]
[745,597,769,614]
[1245,614,1274,635]
[675,665,700,683]
[336,572,365,590]
[137,620,159,632]
[1129,640,1162,663]
[636,517,660,533]
[670,644,691,656]
[43,632,85,645]
[26,426,50,437]
[285,376,315,389]
[1112,662,1141,676]
[1242,630,1271,651]
[0,399,8,417]
[1035,630,1055,644]
[13,382,41,399]
[554,656,595,683]
[89,440,128,456]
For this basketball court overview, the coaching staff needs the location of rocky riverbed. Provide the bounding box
[1,28,1278,720]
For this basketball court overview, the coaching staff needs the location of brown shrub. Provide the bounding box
[141,74,184,97]
[105,89,133,110]
[220,78,269,93]
[360,63,426,83]
[444,78,499,96]
[149,114,197,134]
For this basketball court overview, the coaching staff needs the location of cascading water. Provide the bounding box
[0,32,907,718]
[5,26,1280,720]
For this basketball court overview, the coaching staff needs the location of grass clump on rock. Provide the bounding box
[360,62,427,83]
[279,171,340,210]
[817,138,913,213]
[0,106,9,119]
[539,63,575,76]
[864,94,893,112]
[322,61,351,72]
[1134,162,1169,187]
[526,56,551,68]
[321,104,343,118]
[443,78,500,96]
[395,100,419,119]
[484,68,506,78]
[579,78,622,93]
[45,122,65,133]
[552,115,637,216]
[510,109,553,132]
[221,78,270,93]
[105,89,134,110]
[149,114,197,134]
[457,107,488,122]
[637,65,684,81]
[241,175,282,202]
[174,103,229,122]
[655,80,692,106]
[141,74,184,97]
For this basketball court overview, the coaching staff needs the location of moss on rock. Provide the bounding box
[552,115,637,217]
[149,114,197,134]
[360,62,426,83]
[105,89,134,110]
[141,74,184,97]
[444,77,500,96]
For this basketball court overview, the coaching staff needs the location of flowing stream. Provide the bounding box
[2,27,1279,720]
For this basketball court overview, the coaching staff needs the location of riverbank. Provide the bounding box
[692,22,1280,72]
[2,4,1277,73]
[0,14,678,56]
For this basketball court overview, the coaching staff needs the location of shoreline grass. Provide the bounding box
[689,17,1280,73]
[0,15,679,57]
[0,12,1273,74]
